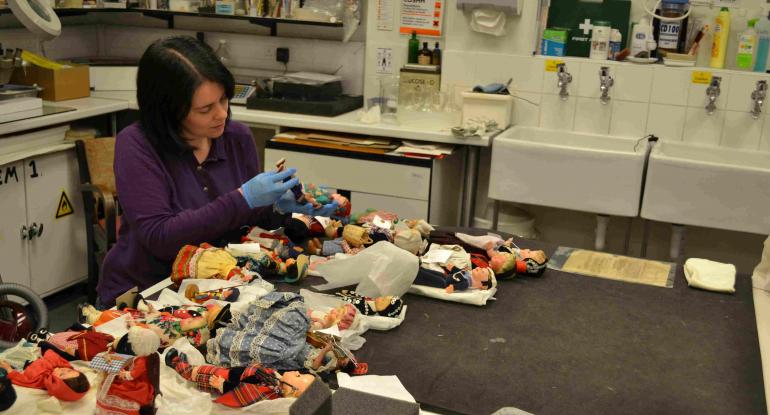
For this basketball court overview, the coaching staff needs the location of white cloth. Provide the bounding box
[420,244,471,273]
[752,236,770,291]
[408,284,497,306]
[684,258,736,294]
[455,232,506,250]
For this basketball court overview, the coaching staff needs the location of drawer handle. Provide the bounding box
[28,223,43,239]
[20,225,28,240]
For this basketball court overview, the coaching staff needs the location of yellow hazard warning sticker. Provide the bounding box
[56,190,74,219]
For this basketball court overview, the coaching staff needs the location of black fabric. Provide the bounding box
[354,229,766,415]
[331,388,420,414]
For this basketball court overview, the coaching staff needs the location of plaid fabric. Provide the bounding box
[215,365,281,408]
[90,353,133,374]
[172,360,228,394]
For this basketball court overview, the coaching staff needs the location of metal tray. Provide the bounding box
[0,84,42,100]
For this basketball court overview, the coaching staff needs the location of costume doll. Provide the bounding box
[485,241,548,278]
[284,215,343,245]
[353,209,398,225]
[335,290,404,318]
[32,328,115,362]
[165,348,315,408]
[184,284,240,304]
[301,184,351,218]
[308,303,358,331]
[95,326,161,415]
[206,292,352,373]
[414,264,494,293]
[0,349,90,401]
[170,243,257,289]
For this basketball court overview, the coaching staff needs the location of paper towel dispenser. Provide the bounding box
[456,0,522,15]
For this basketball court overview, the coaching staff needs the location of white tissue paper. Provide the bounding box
[313,241,418,298]
[470,9,507,36]
[753,236,770,291]
[684,258,736,294]
[336,373,416,403]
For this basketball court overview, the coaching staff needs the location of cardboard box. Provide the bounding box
[11,64,90,101]
[542,28,569,56]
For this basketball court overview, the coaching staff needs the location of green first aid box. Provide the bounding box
[546,0,631,58]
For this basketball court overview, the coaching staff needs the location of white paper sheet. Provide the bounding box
[336,373,416,403]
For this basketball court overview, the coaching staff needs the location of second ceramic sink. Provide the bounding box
[489,126,647,217]
[641,141,770,234]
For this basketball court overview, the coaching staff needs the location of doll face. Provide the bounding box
[280,371,315,397]
[489,253,509,272]
[470,267,490,289]
[518,249,547,264]
[53,367,81,380]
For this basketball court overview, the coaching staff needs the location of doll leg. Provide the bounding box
[165,349,226,394]
[413,268,450,289]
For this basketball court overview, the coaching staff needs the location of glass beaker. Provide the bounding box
[379,76,399,123]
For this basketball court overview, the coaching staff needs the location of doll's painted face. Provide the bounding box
[489,252,510,273]
[518,249,547,264]
[280,371,315,397]
[53,367,81,380]
[470,267,490,289]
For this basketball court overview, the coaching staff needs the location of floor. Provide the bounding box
[42,282,88,333]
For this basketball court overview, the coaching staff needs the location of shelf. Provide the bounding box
[0,7,342,35]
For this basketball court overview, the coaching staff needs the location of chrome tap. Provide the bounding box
[599,66,613,105]
[556,63,572,101]
[751,80,767,120]
[705,76,721,115]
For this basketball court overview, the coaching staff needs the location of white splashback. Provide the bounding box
[442,53,770,151]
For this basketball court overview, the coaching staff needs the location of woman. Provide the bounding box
[97,36,335,307]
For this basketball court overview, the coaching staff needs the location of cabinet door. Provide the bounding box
[350,191,429,221]
[25,151,87,296]
[0,160,30,287]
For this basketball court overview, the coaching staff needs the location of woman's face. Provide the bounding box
[181,80,229,141]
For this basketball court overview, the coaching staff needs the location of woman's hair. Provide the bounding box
[63,373,90,394]
[136,35,235,155]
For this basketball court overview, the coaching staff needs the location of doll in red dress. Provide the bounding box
[0,349,90,401]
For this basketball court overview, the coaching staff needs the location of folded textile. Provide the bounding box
[684,258,736,294]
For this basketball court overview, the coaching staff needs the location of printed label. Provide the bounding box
[545,59,565,72]
[691,71,713,84]
[659,21,681,49]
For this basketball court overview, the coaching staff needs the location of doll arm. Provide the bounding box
[120,357,147,380]
[0,360,14,372]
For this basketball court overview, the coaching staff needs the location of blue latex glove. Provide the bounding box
[241,168,299,209]
[274,190,314,215]
[313,200,340,218]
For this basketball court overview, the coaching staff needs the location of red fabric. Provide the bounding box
[515,260,527,274]
[107,356,154,407]
[308,218,325,235]
[69,331,115,361]
[8,350,87,401]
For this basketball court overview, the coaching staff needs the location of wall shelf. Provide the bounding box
[0,7,342,36]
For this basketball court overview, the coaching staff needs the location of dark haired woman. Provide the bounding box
[97,36,335,307]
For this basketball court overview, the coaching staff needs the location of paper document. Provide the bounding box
[337,373,416,403]
[549,247,675,288]
[421,249,453,264]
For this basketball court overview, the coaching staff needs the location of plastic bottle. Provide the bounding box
[755,12,770,72]
[657,0,689,54]
[710,7,731,69]
[590,20,611,60]
[631,18,657,58]
[725,9,747,70]
[737,19,758,71]
[408,31,419,64]
[608,28,622,60]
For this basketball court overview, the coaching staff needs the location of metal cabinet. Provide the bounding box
[0,146,87,296]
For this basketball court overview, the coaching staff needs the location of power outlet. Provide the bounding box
[276,47,289,64]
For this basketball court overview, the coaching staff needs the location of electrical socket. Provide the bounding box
[276,47,289,64]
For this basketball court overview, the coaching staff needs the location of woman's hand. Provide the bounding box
[241,168,300,209]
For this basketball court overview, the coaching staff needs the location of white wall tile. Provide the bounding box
[725,72,768,112]
[682,107,725,146]
[542,58,581,95]
[650,66,690,106]
[576,61,617,99]
[610,101,648,138]
[722,111,763,149]
[539,94,576,131]
[440,51,477,92]
[646,104,686,141]
[474,52,512,87]
[574,97,612,134]
[687,71,731,110]
[512,92,541,127]
[613,65,653,102]
[509,55,544,93]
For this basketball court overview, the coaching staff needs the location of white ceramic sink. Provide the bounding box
[489,126,647,217]
[641,141,770,234]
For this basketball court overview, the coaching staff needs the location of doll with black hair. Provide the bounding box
[414,264,495,293]
[0,349,90,402]
[485,241,548,278]
[0,367,16,411]
[334,290,404,318]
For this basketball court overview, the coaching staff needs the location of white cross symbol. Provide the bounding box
[579,18,593,35]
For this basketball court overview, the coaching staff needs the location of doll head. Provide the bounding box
[489,251,515,274]
[279,371,315,398]
[284,216,311,244]
[48,366,89,401]
[330,194,351,217]
[116,326,160,357]
[470,267,493,289]
[373,296,405,318]
[336,304,357,330]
